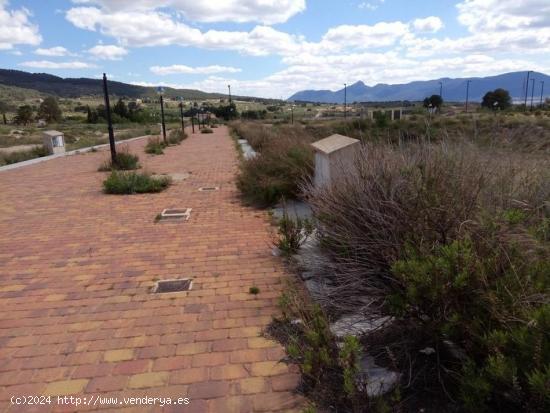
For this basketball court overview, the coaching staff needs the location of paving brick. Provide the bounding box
[238,377,269,395]
[43,379,88,396]
[188,381,230,399]
[103,349,134,363]
[127,372,169,389]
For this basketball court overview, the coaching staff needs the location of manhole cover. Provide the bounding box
[157,208,192,221]
[154,279,192,293]
[198,187,219,192]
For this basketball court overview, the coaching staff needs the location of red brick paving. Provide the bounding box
[0,126,304,412]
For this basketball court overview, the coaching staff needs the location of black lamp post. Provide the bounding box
[530,78,536,110]
[465,80,472,113]
[540,81,545,107]
[439,81,443,100]
[102,73,117,164]
[524,70,532,111]
[344,83,347,120]
[228,84,232,104]
[157,87,167,143]
[179,98,185,133]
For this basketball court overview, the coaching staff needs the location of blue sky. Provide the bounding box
[1,0,549,97]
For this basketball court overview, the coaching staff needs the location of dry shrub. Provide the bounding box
[306,140,550,411]
[234,122,316,206]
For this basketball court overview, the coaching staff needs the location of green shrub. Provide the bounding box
[1,145,49,165]
[275,207,313,255]
[98,149,140,171]
[167,129,187,145]
[145,137,166,155]
[234,122,315,206]
[103,171,171,194]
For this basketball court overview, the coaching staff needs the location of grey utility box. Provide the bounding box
[42,130,65,155]
[311,134,360,188]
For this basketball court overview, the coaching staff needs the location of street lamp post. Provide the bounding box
[228,85,232,104]
[439,81,443,100]
[530,78,536,110]
[344,83,347,120]
[157,87,167,143]
[540,81,545,107]
[465,80,472,113]
[524,70,532,111]
[178,98,185,133]
[102,73,117,165]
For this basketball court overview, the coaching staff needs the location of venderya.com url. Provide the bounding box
[11,395,190,408]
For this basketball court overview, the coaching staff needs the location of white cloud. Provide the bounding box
[322,22,409,49]
[0,0,42,50]
[358,0,385,11]
[35,46,71,56]
[19,60,96,69]
[150,64,241,75]
[66,7,305,56]
[70,0,305,24]
[88,44,128,60]
[413,16,444,33]
[457,0,550,32]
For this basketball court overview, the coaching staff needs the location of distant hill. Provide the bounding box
[288,71,550,103]
[0,69,276,103]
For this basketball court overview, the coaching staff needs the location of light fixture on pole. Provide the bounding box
[157,86,167,143]
[530,78,536,110]
[102,73,117,165]
[344,83,347,120]
[178,97,185,133]
[524,70,532,111]
[465,80,472,113]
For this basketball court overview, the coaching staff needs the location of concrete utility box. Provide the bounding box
[42,130,65,155]
[311,134,360,188]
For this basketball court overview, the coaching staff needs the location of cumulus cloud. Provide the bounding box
[35,46,71,56]
[322,22,409,49]
[88,44,128,60]
[19,60,96,69]
[66,7,306,56]
[0,0,42,50]
[150,64,241,75]
[70,0,305,24]
[413,16,444,33]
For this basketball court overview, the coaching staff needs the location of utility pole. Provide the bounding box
[344,83,348,120]
[191,116,195,133]
[524,70,532,111]
[465,80,472,113]
[439,81,443,100]
[540,81,545,107]
[228,84,232,104]
[530,78,536,110]
[102,73,117,165]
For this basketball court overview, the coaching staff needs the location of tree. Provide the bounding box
[423,94,443,110]
[14,105,34,125]
[0,101,8,124]
[38,97,62,122]
[113,98,128,119]
[481,88,511,110]
[86,106,99,123]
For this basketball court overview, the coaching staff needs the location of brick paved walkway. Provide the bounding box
[0,126,304,412]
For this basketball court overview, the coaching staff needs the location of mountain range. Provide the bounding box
[0,69,276,103]
[288,71,550,104]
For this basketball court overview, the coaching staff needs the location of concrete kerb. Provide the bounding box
[0,134,154,173]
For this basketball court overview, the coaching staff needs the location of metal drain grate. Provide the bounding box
[154,279,193,293]
[198,187,219,192]
[158,208,192,221]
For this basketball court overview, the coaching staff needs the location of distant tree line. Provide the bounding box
[86,99,155,124]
